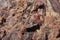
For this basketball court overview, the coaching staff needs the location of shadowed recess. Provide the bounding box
[56,30,60,38]
[26,24,42,32]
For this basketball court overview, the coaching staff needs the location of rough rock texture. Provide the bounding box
[0,0,60,40]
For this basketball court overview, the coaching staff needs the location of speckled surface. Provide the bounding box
[0,0,60,40]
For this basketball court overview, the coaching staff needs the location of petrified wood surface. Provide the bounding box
[0,0,60,40]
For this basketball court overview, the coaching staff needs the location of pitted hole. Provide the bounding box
[12,14,15,16]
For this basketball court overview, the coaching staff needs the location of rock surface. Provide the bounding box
[0,0,60,40]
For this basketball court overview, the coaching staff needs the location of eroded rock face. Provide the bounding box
[49,0,60,13]
[0,0,60,40]
[0,0,8,8]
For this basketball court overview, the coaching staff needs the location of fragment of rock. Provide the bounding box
[0,0,8,9]
[49,0,60,13]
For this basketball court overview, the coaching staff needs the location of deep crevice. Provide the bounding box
[0,38,2,40]
[2,30,6,38]
[0,18,6,26]
[38,4,45,9]
[0,30,6,40]
[45,34,48,40]
[56,30,60,38]
[33,4,45,12]
[26,24,42,32]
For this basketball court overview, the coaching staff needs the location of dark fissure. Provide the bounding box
[26,24,42,32]
[0,18,6,26]
[2,31,6,38]
[0,30,6,40]
[0,38,2,40]
[56,30,60,38]
[33,4,45,12]
[45,34,48,40]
